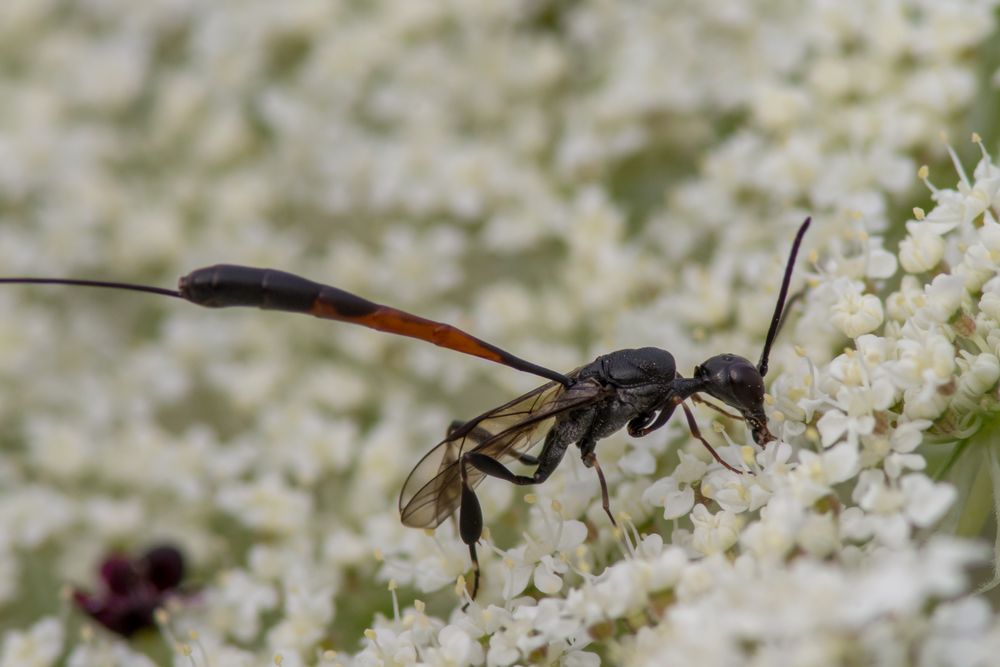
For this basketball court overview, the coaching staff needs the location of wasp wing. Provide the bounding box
[398,375,610,529]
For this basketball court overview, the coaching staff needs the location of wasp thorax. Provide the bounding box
[598,347,677,387]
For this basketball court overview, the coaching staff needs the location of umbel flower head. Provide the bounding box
[0,2,999,666]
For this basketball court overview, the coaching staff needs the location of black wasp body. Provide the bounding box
[0,218,811,602]
[465,346,763,488]
[542,347,681,473]
[397,342,781,599]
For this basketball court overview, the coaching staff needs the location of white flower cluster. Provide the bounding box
[1,1,1000,666]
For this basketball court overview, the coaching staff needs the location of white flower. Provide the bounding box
[493,505,588,600]
[534,554,567,594]
[920,597,995,667]
[899,474,956,527]
[852,471,956,547]
[704,469,771,514]
[830,279,884,338]
[886,275,927,322]
[790,443,859,505]
[751,83,809,129]
[816,403,871,448]
[642,451,707,519]
[216,475,312,535]
[922,273,966,323]
[956,352,1000,405]
[66,642,157,667]
[2,1,1000,664]
[689,504,743,556]
[796,511,839,558]
[577,559,652,619]
[815,381,890,449]
[266,578,335,652]
[0,487,74,548]
[885,325,957,419]
[978,275,1000,320]
[425,624,484,666]
[206,569,279,642]
[562,650,601,667]
[0,617,62,667]
[899,225,945,273]
[860,418,930,478]
[643,475,694,520]
[739,494,801,562]
[357,627,418,667]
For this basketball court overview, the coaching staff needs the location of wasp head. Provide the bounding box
[694,354,772,444]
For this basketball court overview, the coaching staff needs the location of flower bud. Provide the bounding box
[899,228,944,273]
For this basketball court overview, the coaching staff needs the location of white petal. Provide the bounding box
[619,446,656,475]
[557,520,589,552]
[823,442,860,483]
[533,563,563,594]
[902,474,957,527]
[817,410,849,447]
[663,485,696,520]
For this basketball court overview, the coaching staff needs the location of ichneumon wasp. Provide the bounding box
[0,217,810,599]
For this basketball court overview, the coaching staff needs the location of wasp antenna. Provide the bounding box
[757,217,811,377]
[0,277,182,299]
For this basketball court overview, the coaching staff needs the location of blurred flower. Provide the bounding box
[72,545,186,637]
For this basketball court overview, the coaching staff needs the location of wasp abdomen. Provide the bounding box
[179,264,324,312]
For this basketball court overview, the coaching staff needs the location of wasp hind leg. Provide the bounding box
[449,420,538,465]
[459,428,575,601]
[464,433,570,486]
[458,463,484,602]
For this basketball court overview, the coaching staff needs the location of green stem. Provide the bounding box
[955,449,996,539]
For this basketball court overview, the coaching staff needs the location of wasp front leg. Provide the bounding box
[628,402,677,438]
[678,400,743,474]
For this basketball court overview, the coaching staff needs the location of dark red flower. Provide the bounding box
[73,544,186,637]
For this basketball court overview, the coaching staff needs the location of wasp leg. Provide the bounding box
[459,427,577,600]
[459,463,484,600]
[450,420,538,465]
[690,394,741,420]
[679,400,743,474]
[581,450,617,527]
[626,411,658,437]
[466,433,570,486]
[466,414,574,484]
[628,402,677,438]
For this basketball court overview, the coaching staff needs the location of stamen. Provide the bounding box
[973,132,991,162]
[618,511,637,559]
[918,164,938,193]
[943,134,971,188]
[388,579,400,623]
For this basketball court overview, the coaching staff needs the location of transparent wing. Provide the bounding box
[398,374,609,529]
